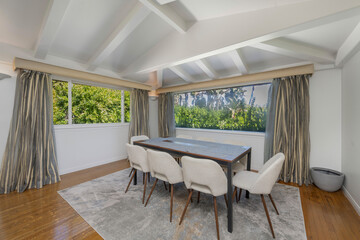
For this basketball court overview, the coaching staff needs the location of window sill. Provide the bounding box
[176,127,265,137]
[54,123,130,130]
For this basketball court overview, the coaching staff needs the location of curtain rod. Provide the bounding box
[13,57,152,91]
[156,64,314,94]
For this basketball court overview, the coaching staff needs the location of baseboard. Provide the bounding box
[59,155,127,175]
[342,186,360,216]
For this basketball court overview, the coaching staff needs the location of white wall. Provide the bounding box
[342,50,360,214]
[309,69,342,171]
[55,124,129,175]
[0,63,16,168]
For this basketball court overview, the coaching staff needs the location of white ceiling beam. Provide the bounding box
[228,49,249,75]
[87,3,150,71]
[169,66,195,83]
[156,0,177,5]
[336,21,360,66]
[139,0,192,34]
[121,1,360,75]
[34,0,71,59]
[194,59,217,79]
[252,38,335,64]
[157,69,163,88]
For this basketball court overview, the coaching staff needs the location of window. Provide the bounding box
[52,80,130,125]
[174,83,270,132]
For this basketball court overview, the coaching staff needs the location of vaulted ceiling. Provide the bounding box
[1,0,360,88]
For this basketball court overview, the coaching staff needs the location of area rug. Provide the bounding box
[58,169,306,240]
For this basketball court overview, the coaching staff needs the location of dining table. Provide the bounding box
[133,137,252,233]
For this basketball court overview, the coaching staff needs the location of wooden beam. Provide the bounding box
[147,70,163,89]
[228,49,249,74]
[87,2,150,71]
[139,0,193,33]
[168,66,195,82]
[252,38,335,64]
[122,1,360,75]
[194,59,217,79]
[156,64,314,93]
[13,58,152,90]
[336,21,360,66]
[34,0,71,59]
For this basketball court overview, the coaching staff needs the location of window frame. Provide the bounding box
[173,81,272,133]
[52,75,131,128]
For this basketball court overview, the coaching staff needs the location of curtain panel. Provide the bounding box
[264,74,311,185]
[0,70,61,194]
[128,89,149,141]
[158,93,176,138]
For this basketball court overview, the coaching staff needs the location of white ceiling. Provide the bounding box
[0,0,360,88]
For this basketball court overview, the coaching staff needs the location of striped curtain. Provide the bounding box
[158,93,176,137]
[265,74,311,185]
[128,89,149,141]
[0,70,61,194]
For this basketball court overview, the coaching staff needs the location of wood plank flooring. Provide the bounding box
[0,160,359,240]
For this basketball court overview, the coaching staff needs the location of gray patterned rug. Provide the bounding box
[58,169,306,240]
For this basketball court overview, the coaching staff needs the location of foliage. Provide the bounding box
[53,80,68,125]
[174,85,268,132]
[52,80,130,125]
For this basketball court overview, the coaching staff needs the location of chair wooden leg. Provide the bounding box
[237,188,242,203]
[125,169,136,193]
[268,194,279,215]
[187,189,193,203]
[224,194,228,208]
[232,187,237,202]
[142,173,148,204]
[261,194,275,238]
[197,191,200,204]
[128,168,134,177]
[170,184,174,222]
[145,178,158,207]
[213,196,220,240]
[163,181,167,191]
[179,190,193,225]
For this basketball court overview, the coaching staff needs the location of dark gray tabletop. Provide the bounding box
[134,137,251,163]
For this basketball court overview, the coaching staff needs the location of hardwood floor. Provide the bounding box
[0,160,359,240]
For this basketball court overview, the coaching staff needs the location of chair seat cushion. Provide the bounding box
[232,171,259,192]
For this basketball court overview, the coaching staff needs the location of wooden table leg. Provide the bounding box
[227,162,233,233]
[246,151,251,198]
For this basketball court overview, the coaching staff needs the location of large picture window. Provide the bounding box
[174,83,270,132]
[52,80,130,125]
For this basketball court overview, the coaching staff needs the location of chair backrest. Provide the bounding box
[130,135,149,145]
[251,153,285,194]
[126,143,150,172]
[147,149,183,184]
[181,156,227,197]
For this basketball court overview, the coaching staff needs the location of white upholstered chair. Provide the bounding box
[145,149,183,222]
[130,135,149,144]
[232,153,285,238]
[125,144,151,204]
[179,156,229,240]
[222,139,247,175]
[129,135,149,178]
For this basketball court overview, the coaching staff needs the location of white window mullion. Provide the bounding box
[68,81,72,125]
[121,90,125,123]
